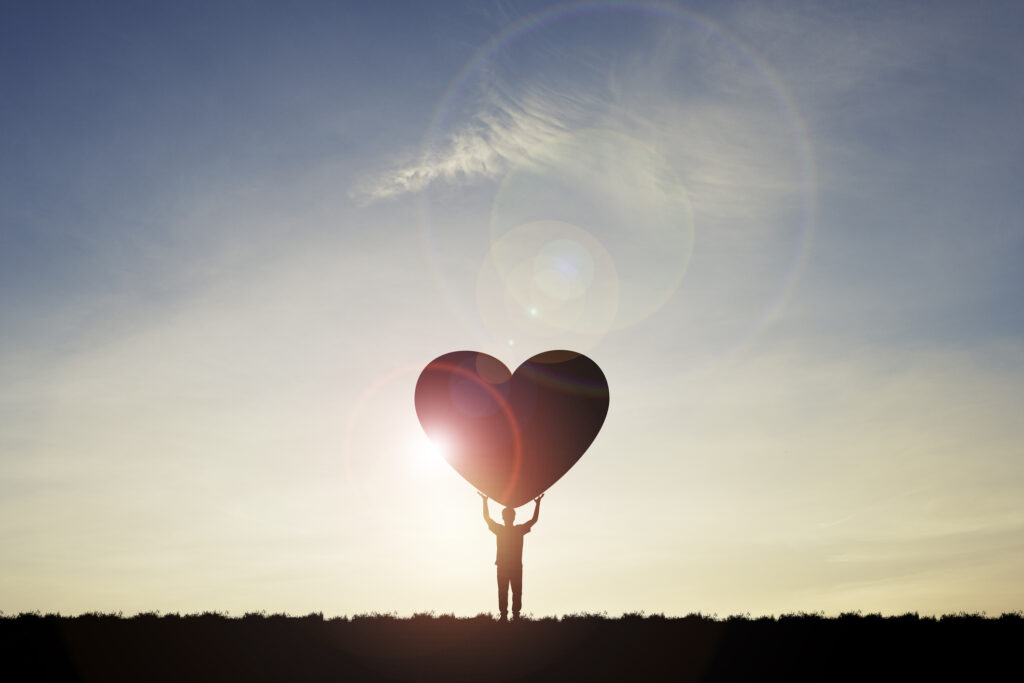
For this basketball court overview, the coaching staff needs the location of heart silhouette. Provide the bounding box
[414,350,609,507]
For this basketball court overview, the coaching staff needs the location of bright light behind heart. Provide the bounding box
[424,437,446,460]
[410,431,448,473]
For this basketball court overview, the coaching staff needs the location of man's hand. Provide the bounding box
[535,493,544,504]
[478,491,488,501]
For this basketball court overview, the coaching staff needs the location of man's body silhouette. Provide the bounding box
[480,491,543,621]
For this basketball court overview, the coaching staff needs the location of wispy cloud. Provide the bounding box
[349,89,575,203]
[349,22,813,232]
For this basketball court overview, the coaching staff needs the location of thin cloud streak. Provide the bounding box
[350,91,571,203]
[351,27,812,242]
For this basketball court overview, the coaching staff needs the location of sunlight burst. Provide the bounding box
[410,431,450,475]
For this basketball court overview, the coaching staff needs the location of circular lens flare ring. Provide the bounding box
[416,2,817,365]
[477,220,621,350]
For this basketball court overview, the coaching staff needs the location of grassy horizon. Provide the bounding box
[6,609,1021,681]
[4,609,1024,622]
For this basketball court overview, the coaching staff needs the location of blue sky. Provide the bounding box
[1,1,1023,617]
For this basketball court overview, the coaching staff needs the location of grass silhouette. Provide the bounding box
[3,611,1021,681]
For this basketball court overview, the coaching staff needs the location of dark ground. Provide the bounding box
[2,611,1021,682]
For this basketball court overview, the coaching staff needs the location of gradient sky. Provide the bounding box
[2,1,1023,618]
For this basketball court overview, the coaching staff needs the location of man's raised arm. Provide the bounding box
[478,492,495,527]
[523,493,544,529]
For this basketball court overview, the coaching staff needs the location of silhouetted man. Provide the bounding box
[479,491,543,621]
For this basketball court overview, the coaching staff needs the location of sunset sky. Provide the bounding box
[2,1,1023,618]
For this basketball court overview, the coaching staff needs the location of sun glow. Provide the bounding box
[424,437,446,460]
[410,431,450,474]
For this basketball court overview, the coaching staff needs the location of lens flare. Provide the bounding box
[477,220,619,351]
[490,129,693,333]
[415,1,817,370]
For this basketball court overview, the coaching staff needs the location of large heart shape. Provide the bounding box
[414,350,609,507]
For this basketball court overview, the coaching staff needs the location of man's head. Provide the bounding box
[502,507,515,525]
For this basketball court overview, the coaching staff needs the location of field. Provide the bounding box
[3,611,1021,681]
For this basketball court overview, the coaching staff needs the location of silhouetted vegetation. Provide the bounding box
[2,611,1020,681]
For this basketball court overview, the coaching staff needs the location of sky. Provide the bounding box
[1,0,1022,618]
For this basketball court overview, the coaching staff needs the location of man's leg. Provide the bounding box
[510,566,523,619]
[496,567,509,620]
